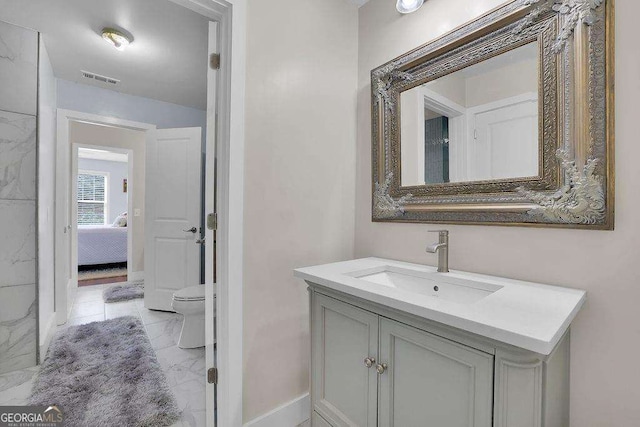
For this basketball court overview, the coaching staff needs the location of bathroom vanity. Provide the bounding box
[295,258,586,427]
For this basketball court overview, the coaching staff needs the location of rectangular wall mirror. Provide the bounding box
[372,0,614,229]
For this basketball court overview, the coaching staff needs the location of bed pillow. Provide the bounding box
[113,212,127,227]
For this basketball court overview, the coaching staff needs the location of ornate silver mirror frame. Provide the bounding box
[371,0,614,229]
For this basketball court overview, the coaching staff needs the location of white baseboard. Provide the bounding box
[244,394,310,427]
[129,271,144,281]
[39,312,57,358]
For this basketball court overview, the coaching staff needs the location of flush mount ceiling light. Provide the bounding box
[101,27,133,51]
[396,0,424,14]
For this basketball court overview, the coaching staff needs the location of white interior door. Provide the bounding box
[469,94,538,181]
[144,127,202,311]
[204,20,219,427]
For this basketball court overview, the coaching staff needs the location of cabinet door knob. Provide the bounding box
[364,357,376,368]
[376,363,388,375]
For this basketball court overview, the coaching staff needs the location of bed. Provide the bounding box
[78,226,128,266]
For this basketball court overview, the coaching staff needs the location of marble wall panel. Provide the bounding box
[0,22,37,116]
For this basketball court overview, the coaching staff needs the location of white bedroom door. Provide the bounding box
[144,127,202,311]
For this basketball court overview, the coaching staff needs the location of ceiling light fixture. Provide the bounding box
[101,27,133,51]
[396,0,424,14]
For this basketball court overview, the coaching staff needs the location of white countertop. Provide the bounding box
[294,257,586,355]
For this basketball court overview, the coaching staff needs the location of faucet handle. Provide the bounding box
[428,229,449,235]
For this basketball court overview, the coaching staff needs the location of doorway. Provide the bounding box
[0,0,244,424]
[74,145,133,287]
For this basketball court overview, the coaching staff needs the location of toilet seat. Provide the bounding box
[173,285,206,301]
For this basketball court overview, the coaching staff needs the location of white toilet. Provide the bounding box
[171,285,206,349]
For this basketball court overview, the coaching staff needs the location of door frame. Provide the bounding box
[71,144,134,282]
[55,110,156,326]
[168,1,246,426]
[55,1,245,424]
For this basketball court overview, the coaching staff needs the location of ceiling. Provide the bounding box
[0,0,210,109]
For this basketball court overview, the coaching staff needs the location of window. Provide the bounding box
[77,172,108,225]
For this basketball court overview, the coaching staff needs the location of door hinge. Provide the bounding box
[208,367,218,384]
[207,213,217,231]
[210,53,220,70]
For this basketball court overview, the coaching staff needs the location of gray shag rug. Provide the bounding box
[103,281,144,303]
[30,316,180,427]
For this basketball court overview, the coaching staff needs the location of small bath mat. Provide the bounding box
[103,280,144,303]
[30,316,180,427]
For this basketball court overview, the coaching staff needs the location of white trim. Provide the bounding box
[55,110,155,326]
[243,394,310,427]
[128,271,145,281]
[465,91,538,117]
[78,147,128,163]
[422,87,466,117]
[168,1,246,426]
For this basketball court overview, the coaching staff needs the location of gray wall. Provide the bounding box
[57,79,207,145]
[0,21,38,374]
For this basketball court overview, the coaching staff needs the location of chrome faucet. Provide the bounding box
[426,230,449,273]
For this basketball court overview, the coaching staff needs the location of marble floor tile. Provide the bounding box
[173,409,207,427]
[154,345,205,386]
[74,289,105,303]
[62,313,105,328]
[105,300,140,320]
[69,300,104,319]
[172,377,207,413]
[140,307,181,325]
[77,283,104,291]
[145,317,183,351]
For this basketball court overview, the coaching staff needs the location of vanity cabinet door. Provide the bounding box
[311,293,379,427]
[377,319,494,427]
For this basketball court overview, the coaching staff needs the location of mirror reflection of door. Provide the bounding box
[400,41,539,187]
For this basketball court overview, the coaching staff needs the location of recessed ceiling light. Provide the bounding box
[101,27,133,51]
[396,0,424,14]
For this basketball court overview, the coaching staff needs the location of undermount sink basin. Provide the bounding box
[346,266,503,304]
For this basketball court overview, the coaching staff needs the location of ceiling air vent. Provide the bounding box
[81,70,120,85]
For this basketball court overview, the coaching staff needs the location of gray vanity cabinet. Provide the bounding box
[311,293,379,426]
[377,318,493,427]
[311,292,493,427]
[309,285,570,427]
